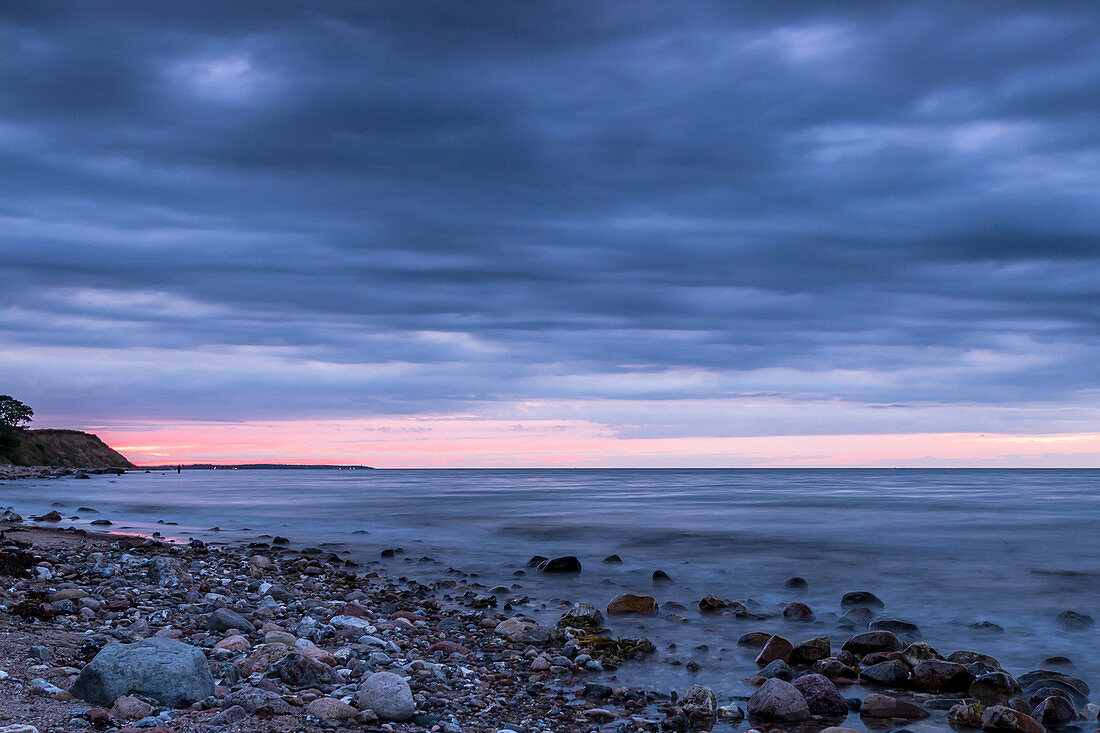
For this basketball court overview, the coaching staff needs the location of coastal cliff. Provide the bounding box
[2,429,133,469]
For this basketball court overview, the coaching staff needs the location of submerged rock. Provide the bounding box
[841,591,885,609]
[537,556,581,573]
[606,593,657,615]
[859,693,930,720]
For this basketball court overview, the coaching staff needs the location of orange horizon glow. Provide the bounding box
[59,417,1100,468]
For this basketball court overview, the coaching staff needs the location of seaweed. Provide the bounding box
[573,632,657,663]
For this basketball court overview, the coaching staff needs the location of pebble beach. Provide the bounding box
[0,470,1098,733]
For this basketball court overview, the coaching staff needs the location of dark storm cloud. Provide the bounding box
[0,1,1098,432]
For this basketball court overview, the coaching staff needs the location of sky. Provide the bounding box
[1,1,1098,467]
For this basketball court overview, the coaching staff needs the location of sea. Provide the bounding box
[3,468,1098,708]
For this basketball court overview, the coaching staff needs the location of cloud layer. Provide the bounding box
[1,2,1098,463]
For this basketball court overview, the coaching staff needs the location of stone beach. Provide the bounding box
[0,474,1099,733]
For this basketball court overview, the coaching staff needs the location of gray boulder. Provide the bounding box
[356,671,415,721]
[70,638,214,707]
[748,678,811,722]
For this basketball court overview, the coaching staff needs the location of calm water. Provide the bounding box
[3,468,1099,709]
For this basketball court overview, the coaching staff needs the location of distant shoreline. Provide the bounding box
[139,463,374,470]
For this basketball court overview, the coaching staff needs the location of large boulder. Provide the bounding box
[356,671,415,721]
[755,635,793,665]
[792,673,848,717]
[747,678,810,722]
[70,638,214,707]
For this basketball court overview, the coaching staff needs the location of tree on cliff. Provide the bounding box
[0,396,32,463]
[0,395,33,430]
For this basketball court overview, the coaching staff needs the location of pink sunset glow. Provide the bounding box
[86,418,1100,468]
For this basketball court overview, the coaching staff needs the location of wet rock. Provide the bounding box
[607,593,658,615]
[843,630,903,655]
[699,595,737,613]
[747,678,811,722]
[949,650,1001,668]
[761,659,793,681]
[526,555,549,567]
[859,693,930,720]
[860,660,911,687]
[676,685,717,727]
[869,617,920,636]
[755,636,793,665]
[273,651,340,688]
[782,602,815,622]
[207,607,255,633]
[912,660,971,693]
[356,671,415,722]
[970,620,1005,632]
[537,556,581,573]
[793,673,848,717]
[35,510,63,522]
[814,657,859,680]
[981,705,1045,733]
[838,606,876,629]
[948,702,985,727]
[842,591,885,610]
[1018,670,1090,705]
[1055,610,1093,630]
[306,697,359,721]
[790,636,831,665]
[1032,695,1076,726]
[784,576,808,590]
[602,554,622,563]
[213,635,250,653]
[971,672,1023,704]
[737,631,772,648]
[71,638,214,708]
[652,569,672,582]
[900,641,940,666]
[558,602,605,629]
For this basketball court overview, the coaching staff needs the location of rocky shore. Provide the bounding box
[0,466,125,480]
[0,500,1096,733]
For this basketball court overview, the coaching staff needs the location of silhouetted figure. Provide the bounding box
[177,465,181,474]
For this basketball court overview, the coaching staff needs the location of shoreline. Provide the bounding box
[0,489,1095,733]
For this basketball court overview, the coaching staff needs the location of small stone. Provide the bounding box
[1032,695,1076,726]
[537,556,581,573]
[790,636,831,665]
[207,607,254,633]
[860,660,911,687]
[760,659,793,681]
[356,671,415,722]
[306,697,359,721]
[109,696,154,721]
[1055,610,1094,630]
